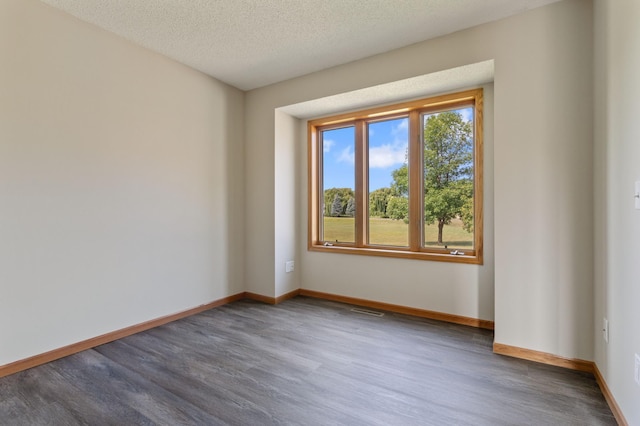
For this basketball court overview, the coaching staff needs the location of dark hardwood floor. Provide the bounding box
[0,297,616,425]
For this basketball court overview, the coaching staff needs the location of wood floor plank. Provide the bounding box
[0,297,616,425]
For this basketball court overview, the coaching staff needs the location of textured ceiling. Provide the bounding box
[39,0,561,91]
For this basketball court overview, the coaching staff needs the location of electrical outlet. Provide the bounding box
[603,318,609,343]
[635,354,640,386]
[285,260,295,273]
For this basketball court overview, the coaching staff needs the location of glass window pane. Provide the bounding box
[367,117,409,247]
[321,126,355,243]
[422,107,474,250]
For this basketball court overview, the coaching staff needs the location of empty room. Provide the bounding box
[1,0,638,424]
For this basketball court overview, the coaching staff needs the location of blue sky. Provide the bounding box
[322,126,356,191]
[321,108,472,192]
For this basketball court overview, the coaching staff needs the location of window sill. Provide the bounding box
[309,244,482,265]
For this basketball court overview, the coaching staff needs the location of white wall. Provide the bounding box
[0,0,245,365]
[274,110,301,296]
[492,1,594,360]
[594,1,640,424]
[245,0,594,359]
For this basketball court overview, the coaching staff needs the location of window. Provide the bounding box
[308,89,483,264]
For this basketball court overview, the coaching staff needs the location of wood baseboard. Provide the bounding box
[593,364,629,426]
[245,289,301,305]
[275,289,301,304]
[244,292,277,304]
[492,342,594,372]
[299,289,495,330]
[0,292,246,379]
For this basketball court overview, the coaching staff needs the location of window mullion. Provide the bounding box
[408,110,422,251]
[355,119,366,248]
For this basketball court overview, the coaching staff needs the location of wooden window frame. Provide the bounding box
[308,89,483,265]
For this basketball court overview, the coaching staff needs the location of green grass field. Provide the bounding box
[323,217,473,249]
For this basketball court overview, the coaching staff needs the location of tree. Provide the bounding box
[422,111,473,244]
[460,195,474,234]
[369,187,393,217]
[323,188,354,216]
[391,164,408,197]
[386,150,409,222]
[386,196,409,222]
[331,194,343,216]
[345,197,356,217]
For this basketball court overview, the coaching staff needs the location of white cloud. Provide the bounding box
[369,143,406,168]
[364,118,408,169]
[392,118,408,135]
[337,146,354,164]
[323,139,335,152]
[459,108,473,122]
